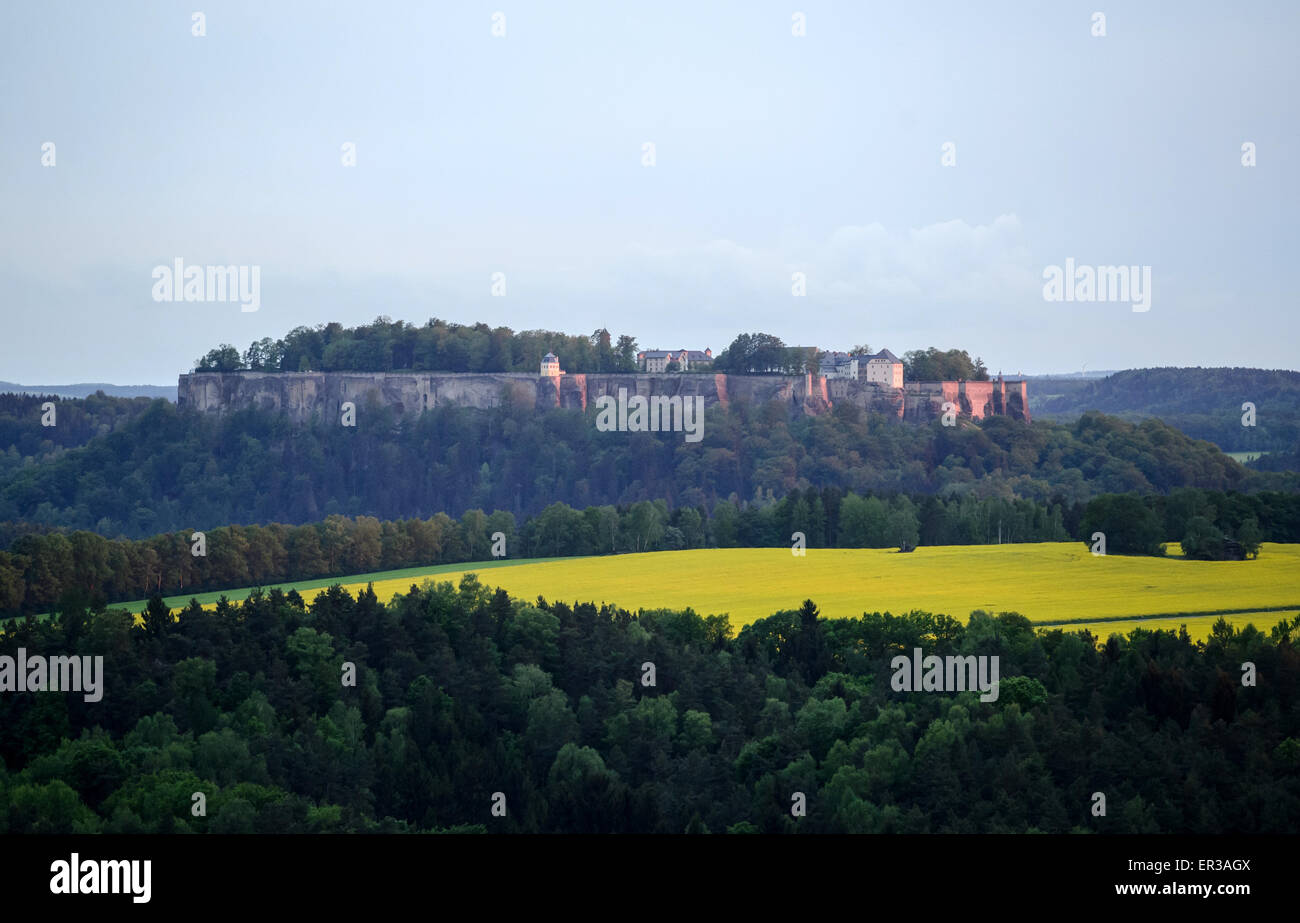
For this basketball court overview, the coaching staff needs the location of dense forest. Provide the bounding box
[2,584,1296,833]
[1250,444,1300,473]
[1033,367,1300,453]
[0,392,158,465]
[2,391,1289,543]
[195,318,643,375]
[2,486,1296,618]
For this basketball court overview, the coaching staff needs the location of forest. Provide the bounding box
[1,390,1289,544]
[2,583,1296,833]
[195,318,643,375]
[2,486,1296,618]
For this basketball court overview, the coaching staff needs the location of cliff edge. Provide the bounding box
[177,371,1027,424]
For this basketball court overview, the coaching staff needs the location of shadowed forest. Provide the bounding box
[2,582,1297,833]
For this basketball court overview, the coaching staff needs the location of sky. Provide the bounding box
[1,0,1296,384]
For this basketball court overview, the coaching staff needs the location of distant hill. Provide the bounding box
[1025,376,1109,408]
[1017,371,1122,414]
[1032,367,1300,455]
[0,381,177,401]
[1025,370,1121,380]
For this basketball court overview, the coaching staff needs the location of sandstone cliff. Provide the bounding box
[176,371,1027,424]
[902,379,1031,423]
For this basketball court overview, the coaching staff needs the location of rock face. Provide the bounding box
[901,379,1031,423]
[176,371,1028,424]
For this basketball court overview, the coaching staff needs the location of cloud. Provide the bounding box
[605,214,1037,310]
[813,215,1037,303]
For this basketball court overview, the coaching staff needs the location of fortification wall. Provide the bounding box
[177,371,1026,424]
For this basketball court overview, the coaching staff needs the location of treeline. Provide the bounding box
[901,347,989,382]
[193,318,998,383]
[5,486,1298,617]
[711,333,819,374]
[2,391,1287,541]
[1249,443,1300,473]
[195,317,641,375]
[2,584,1297,833]
[1079,489,1300,558]
[0,490,1069,616]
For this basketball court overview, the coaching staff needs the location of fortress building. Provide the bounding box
[818,352,859,379]
[860,349,904,388]
[638,348,712,372]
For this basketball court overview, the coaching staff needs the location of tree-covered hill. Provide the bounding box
[0,395,1288,542]
[0,393,160,469]
[1033,367,1300,453]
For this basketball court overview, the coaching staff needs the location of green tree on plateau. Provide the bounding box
[902,347,990,382]
[194,344,243,372]
[615,334,638,371]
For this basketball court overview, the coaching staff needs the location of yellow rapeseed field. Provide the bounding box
[353,542,1300,638]
[1057,611,1299,641]
[135,543,1300,641]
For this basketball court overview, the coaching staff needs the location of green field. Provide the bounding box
[1226,451,1266,463]
[91,542,1300,642]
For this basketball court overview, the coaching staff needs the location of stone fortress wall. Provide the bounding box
[177,371,1029,424]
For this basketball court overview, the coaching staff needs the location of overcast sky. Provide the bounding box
[1,0,1295,383]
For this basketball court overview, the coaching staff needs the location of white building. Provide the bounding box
[818,352,859,379]
[540,352,563,376]
[638,348,712,372]
[859,349,904,388]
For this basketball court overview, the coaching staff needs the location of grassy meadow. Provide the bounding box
[109,542,1300,641]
